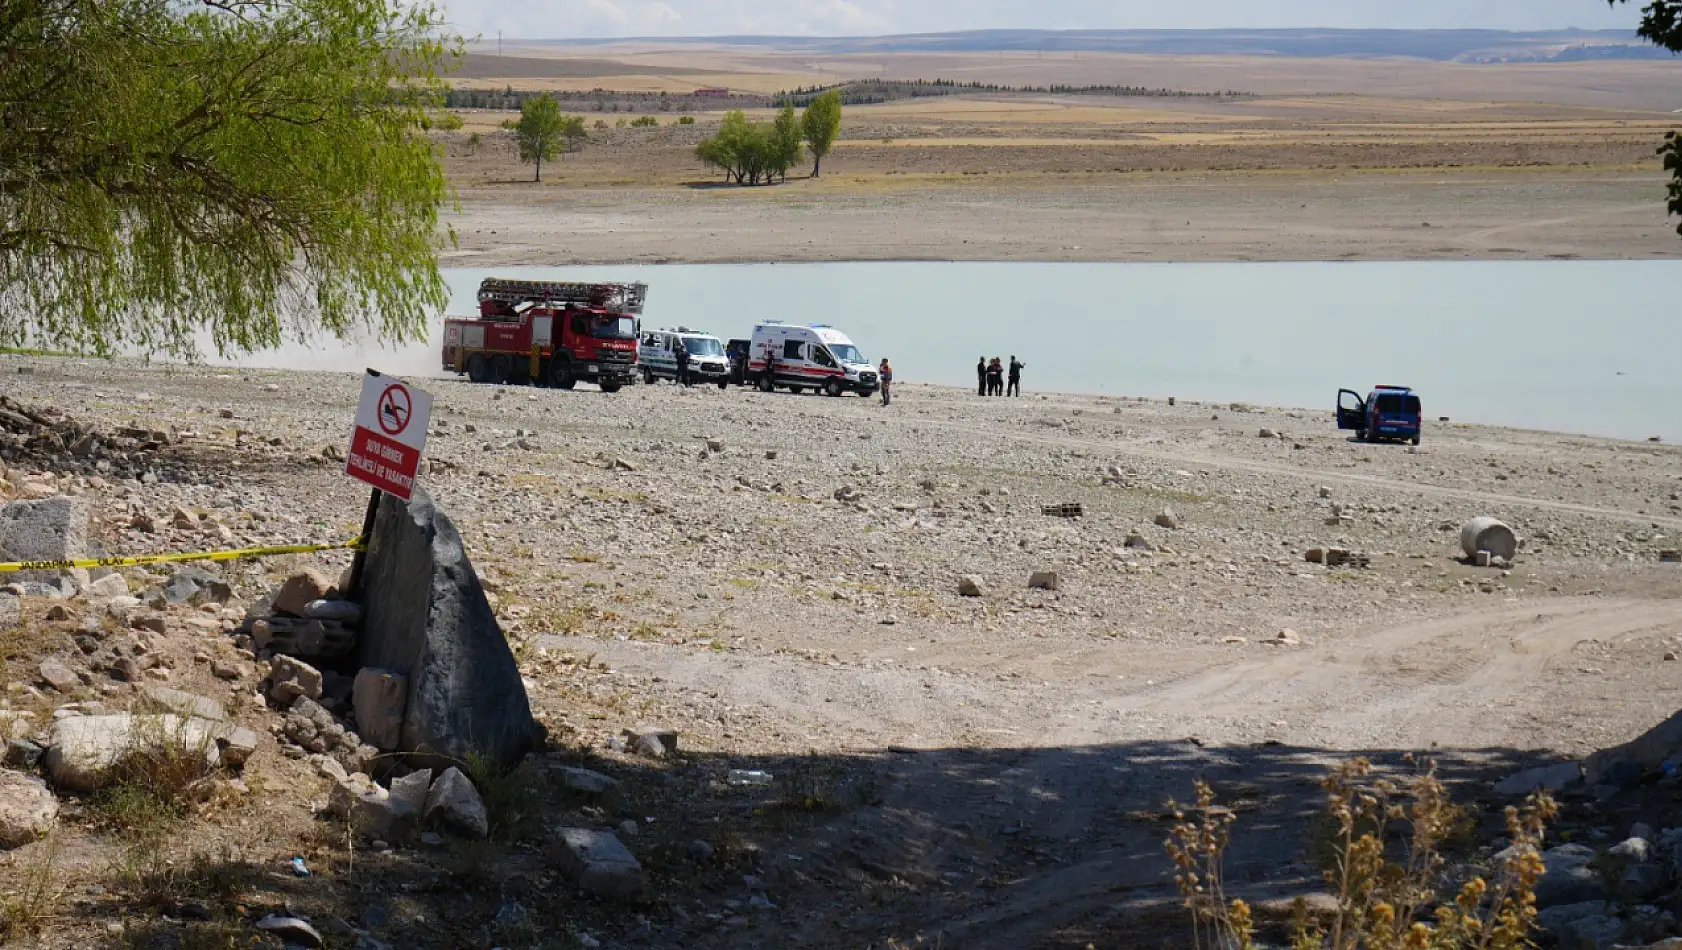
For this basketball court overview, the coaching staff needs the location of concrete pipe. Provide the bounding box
[1460,517,1518,561]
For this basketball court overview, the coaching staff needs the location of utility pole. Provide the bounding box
[498,30,503,56]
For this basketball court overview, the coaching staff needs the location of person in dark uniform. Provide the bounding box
[1007,356,1025,397]
[674,339,692,387]
[986,357,1004,396]
[976,357,986,397]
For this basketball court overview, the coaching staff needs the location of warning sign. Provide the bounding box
[346,371,432,500]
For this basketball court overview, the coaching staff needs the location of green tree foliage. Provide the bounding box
[516,94,584,183]
[0,0,458,358]
[772,104,805,183]
[801,89,843,177]
[694,110,801,185]
[1614,0,1682,234]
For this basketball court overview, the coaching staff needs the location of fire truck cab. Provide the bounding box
[442,278,645,393]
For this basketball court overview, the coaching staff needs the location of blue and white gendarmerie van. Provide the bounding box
[748,321,878,397]
[638,327,730,388]
[1337,384,1423,445]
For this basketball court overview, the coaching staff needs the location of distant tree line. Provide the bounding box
[441,80,1245,116]
[443,87,761,112]
[772,79,1249,107]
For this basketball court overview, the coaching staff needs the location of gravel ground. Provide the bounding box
[6,354,1682,948]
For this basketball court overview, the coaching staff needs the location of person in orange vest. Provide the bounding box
[878,358,894,406]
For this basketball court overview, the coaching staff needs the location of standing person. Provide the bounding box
[987,358,1004,396]
[976,357,987,397]
[674,339,692,387]
[1007,356,1025,397]
[878,358,894,406]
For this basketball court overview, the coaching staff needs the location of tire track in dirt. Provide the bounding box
[545,599,1682,949]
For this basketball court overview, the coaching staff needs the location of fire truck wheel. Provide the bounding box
[823,379,843,398]
[787,385,803,395]
[756,374,774,393]
[600,382,622,394]
[488,355,511,385]
[643,368,655,385]
[550,358,576,390]
[467,354,489,384]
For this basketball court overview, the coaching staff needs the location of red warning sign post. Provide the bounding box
[346,371,432,501]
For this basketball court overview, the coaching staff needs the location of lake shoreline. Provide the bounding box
[444,171,1681,268]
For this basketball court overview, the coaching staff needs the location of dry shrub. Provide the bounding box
[87,716,220,837]
[1166,756,1555,950]
[0,831,64,944]
[445,837,500,891]
[114,842,253,914]
[0,619,61,691]
[464,751,542,841]
[115,917,248,950]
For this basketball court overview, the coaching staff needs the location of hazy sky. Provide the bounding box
[445,0,1647,39]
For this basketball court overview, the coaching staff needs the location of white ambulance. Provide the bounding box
[748,322,879,397]
[638,327,730,388]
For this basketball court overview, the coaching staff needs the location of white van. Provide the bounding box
[638,327,729,388]
[748,322,878,397]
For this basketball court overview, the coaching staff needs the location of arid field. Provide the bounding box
[435,41,1682,265]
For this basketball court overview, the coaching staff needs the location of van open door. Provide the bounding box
[1337,389,1366,430]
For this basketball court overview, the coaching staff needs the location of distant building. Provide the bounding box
[694,87,730,97]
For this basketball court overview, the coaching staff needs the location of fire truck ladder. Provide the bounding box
[476,278,648,314]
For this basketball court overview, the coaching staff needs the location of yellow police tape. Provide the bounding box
[0,538,365,574]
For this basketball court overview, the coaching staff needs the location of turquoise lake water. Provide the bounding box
[227,261,1682,442]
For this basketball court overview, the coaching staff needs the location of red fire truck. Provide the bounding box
[442,278,646,392]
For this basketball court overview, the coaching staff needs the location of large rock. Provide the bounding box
[328,773,395,838]
[356,487,536,770]
[1537,844,1607,907]
[1559,915,1628,950]
[137,685,226,722]
[273,569,336,619]
[43,714,221,793]
[269,655,324,705]
[86,573,128,599]
[554,766,619,801]
[352,668,407,751]
[252,617,355,658]
[0,496,89,589]
[0,771,58,849]
[326,767,441,842]
[553,828,645,900]
[37,657,79,693]
[147,567,231,608]
[422,766,488,839]
[1495,762,1581,796]
[1541,901,1609,934]
[386,768,431,840]
[1585,708,1682,787]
